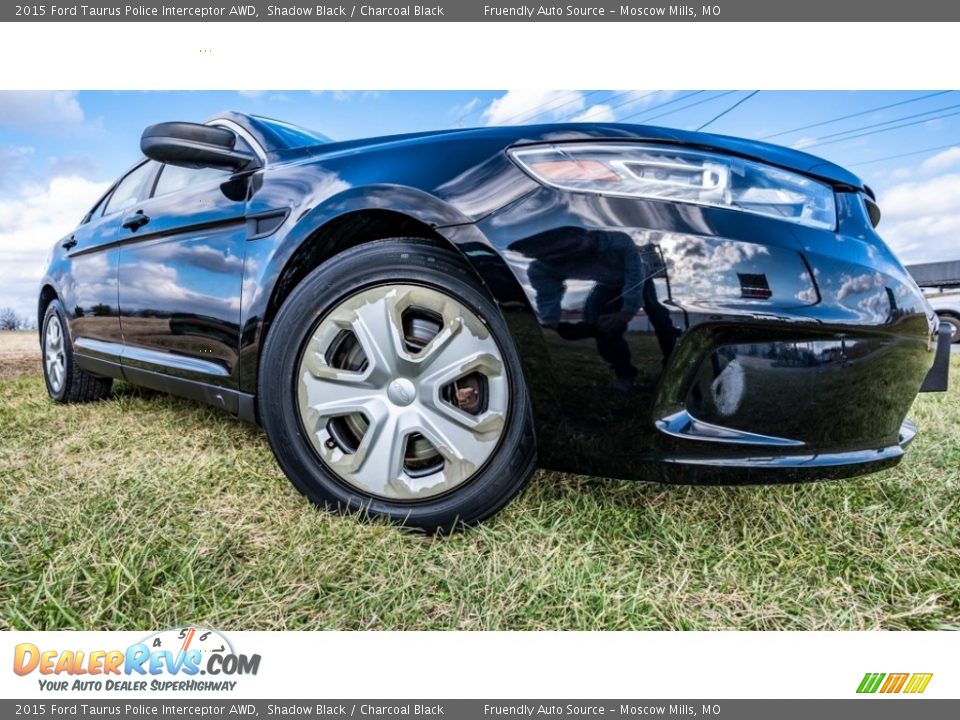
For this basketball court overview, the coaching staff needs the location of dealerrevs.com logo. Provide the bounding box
[857,673,933,694]
[13,627,261,692]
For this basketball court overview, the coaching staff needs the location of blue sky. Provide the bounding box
[2,89,959,320]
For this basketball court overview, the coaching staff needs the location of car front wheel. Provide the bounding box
[258,239,537,532]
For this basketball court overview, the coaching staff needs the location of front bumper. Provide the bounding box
[462,186,940,483]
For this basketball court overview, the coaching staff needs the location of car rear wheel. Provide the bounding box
[258,239,537,532]
[42,299,113,403]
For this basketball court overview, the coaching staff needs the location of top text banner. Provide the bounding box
[5,0,960,22]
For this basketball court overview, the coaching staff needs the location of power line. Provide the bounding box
[554,89,661,123]
[847,141,960,167]
[760,90,952,140]
[804,107,960,149]
[810,101,960,142]
[452,99,484,129]
[615,90,708,123]
[495,89,602,125]
[452,89,586,128]
[621,91,736,125]
[697,91,760,131]
[645,91,737,123]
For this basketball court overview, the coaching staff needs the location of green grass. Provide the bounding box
[1,358,958,631]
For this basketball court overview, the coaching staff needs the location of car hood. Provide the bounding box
[294,122,865,190]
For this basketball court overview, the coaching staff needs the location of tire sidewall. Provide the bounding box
[258,240,535,530]
[42,300,71,402]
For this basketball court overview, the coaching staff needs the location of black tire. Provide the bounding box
[258,239,537,532]
[938,313,960,344]
[41,299,113,403]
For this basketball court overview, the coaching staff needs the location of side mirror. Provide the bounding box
[140,122,259,171]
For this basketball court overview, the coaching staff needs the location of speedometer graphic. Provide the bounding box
[140,627,234,662]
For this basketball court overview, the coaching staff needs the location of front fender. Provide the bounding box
[237,182,532,395]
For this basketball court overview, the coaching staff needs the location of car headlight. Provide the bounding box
[509,143,837,230]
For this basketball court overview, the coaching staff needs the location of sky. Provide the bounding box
[1,89,959,322]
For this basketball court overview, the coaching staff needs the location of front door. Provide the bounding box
[64,161,156,363]
[117,163,251,388]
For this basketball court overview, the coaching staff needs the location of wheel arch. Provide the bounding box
[264,207,452,336]
[246,206,527,385]
[241,187,542,411]
[38,282,60,338]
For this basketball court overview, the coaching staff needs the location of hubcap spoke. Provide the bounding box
[421,347,503,390]
[349,290,407,382]
[351,411,407,496]
[300,367,380,414]
[417,408,498,480]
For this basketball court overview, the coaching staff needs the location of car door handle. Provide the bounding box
[62,236,77,250]
[122,211,150,231]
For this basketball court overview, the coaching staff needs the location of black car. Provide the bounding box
[38,113,951,531]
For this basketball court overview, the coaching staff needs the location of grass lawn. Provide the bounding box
[1,332,958,630]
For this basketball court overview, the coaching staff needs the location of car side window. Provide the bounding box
[103,161,156,216]
[81,191,112,225]
[153,164,230,198]
[151,133,257,199]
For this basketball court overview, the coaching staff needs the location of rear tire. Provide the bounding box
[258,239,537,532]
[42,299,113,403]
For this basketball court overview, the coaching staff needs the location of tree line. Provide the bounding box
[0,307,36,331]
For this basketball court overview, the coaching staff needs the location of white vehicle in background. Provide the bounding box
[907,260,960,344]
[924,288,960,342]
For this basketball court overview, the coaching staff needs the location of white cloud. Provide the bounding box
[570,104,615,123]
[878,172,960,263]
[48,155,98,179]
[0,175,110,320]
[481,89,675,127]
[882,214,960,263]
[918,146,960,175]
[482,90,586,126]
[0,91,85,130]
[237,90,292,103]
[0,145,35,189]
[882,173,960,219]
[886,147,960,182]
[309,90,382,102]
[617,90,675,113]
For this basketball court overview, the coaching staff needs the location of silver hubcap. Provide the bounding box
[297,284,509,501]
[44,315,66,393]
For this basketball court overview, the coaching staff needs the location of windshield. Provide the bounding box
[251,115,332,149]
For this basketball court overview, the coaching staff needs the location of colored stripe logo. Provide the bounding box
[857,672,933,694]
